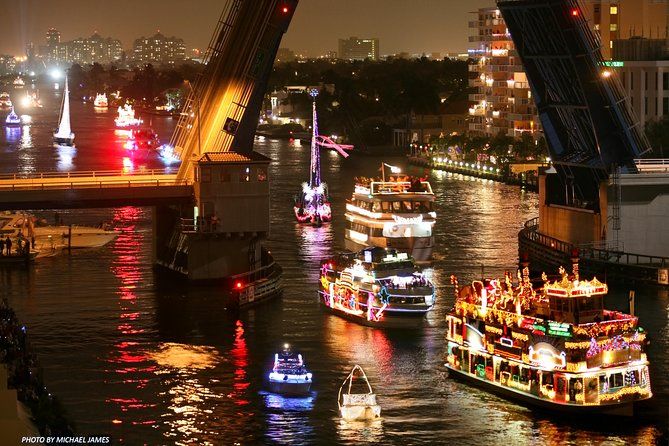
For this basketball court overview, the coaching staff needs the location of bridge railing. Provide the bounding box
[634,159,669,173]
[0,168,176,181]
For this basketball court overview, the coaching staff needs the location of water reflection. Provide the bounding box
[5,126,21,143]
[56,145,76,171]
[262,392,315,444]
[336,419,385,444]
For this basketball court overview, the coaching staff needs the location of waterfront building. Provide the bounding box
[468,7,542,139]
[132,32,186,66]
[580,0,669,60]
[393,100,469,147]
[338,37,380,61]
[611,38,669,127]
[276,47,296,63]
[46,31,123,66]
[0,55,17,75]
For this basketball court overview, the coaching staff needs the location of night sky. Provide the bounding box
[0,0,495,57]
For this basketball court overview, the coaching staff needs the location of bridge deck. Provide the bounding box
[0,170,193,210]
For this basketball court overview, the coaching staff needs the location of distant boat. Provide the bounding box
[5,107,21,126]
[115,104,143,128]
[53,77,75,146]
[12,77,25,88]
[0,92,12,109]
[94,93,108,108]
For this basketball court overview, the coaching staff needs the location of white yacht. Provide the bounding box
[0,213,117,252]
[344,171,436,262]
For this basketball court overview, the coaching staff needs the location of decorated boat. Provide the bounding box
[53,77,75,146]
[5,107,21,126]
[445,262,652,416]
[115,104,143,128]
[344,166,436,262]
[319,247,435,327]
[0,92,12,109]
[294,89,352,226]
[338,365,381,421]
[12,76,24,88]
[268,345,313,396]
[126,127,160,151]
[93,93,108,108]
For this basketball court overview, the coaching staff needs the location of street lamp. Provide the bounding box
[184,80,201,156]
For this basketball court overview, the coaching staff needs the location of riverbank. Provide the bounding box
[408,155,539,191]
[0,298,75,438]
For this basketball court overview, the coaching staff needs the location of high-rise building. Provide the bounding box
[338,37,380,61]
[468,7,541,139]
[581,0,669,60]
[276,47,296,63]
[608,38,669,127]
[132,32,186,66]
[46,31,122,65]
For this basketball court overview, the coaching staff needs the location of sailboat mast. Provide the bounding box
[309,89,320,188]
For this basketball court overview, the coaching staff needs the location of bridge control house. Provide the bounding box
[156,151,272,284]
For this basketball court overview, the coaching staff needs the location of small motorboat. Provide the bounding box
[0,92,12,109]
[338,365,381,421]
[268,344,313,396]
[5,107,21,126]
[128,127,160,151]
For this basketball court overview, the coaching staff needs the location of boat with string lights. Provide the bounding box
[115,103,143,128]
[93,93,108,108]
[294,89,352,226]
[0,92,12,109]
[445,262,652,416]
[5,107,21,126]
[319,247,435,328]
[344,166,436,262]
[268,345,313,396]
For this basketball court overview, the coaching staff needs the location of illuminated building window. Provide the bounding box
[610,5,618,14]
[610,24,618,32]
[594,24,600,31]
[240,167,251,182]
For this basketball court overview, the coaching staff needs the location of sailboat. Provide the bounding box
[293,89,353,226]
[53,77,75,146]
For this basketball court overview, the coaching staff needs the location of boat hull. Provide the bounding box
[320,297,428,328]
[340,405,381,421]
[445,364,636,417]
[53,136,75,146]
[344,233,433,263]
[268,380,312,396]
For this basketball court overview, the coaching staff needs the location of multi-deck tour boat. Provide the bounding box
[93,93,108,108]
[115,104,143,128]
[445,263,652,416]
[344,170,436,262]
[268,345,313,396]
[319,247,435,327]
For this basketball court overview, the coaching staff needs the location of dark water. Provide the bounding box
[0,86,667,445]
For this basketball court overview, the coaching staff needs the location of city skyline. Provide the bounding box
[0,0,495,56]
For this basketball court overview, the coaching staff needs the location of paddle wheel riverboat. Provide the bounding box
[445,262,652,416]
[319,247,435,327]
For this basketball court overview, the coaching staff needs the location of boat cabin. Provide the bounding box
[544,275,607,325]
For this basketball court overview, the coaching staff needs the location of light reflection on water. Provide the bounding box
[0,103,665,444]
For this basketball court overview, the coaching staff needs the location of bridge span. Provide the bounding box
[0,169,193,210]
